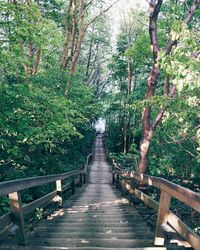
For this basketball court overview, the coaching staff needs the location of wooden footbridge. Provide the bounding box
[0,134,200,250]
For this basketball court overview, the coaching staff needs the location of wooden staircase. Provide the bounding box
[0,134,199,249]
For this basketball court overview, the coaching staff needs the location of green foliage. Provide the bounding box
[35,208,44,220]
[105,2,200,193]
[0,80,99,182]
[158,23,200,92]
[126,31,152,70]
[0,0,103,217]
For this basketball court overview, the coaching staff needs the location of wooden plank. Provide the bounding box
[75,178,79,185]
[9,191,27,245]
[168,211,200,250]
[83,173,86,184]
[123,180,200,250]
[0,170,83,197]
[123,181,159,210]
[22,190,57,215]
[71,178,75,195]
[62,182,71,192]
[155,191,172,246]
[0,222,14,240]
[0,212,12,231]
[129,172,200,212]
[56,180,62,192]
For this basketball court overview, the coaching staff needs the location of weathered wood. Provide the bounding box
[71,178,75,195]
[83,173,86,184]
[116,174,119,189]
[129,171,200,212]
[123,180,159,210]
[0,153,92,244]
[22,191,57,215]
[0,169,83,197]
[168,211,200,250]
[9,192,27,245]
[112,172,115,185]
[79,173,83,187]
[154,191,172,246]
[0,221,13,240]
[122,178,200,249]
[56,180,62,193]
[75,178,79,185]
[56,179,63,204]
[0,212,12,231]
[62,182,71,192]
[86,153,93,166]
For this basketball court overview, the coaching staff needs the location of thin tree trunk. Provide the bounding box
[127,58,132,96]
[62,0,76,70]
[164,76,169,96]
[65,32,85,96]
[123,58,132,154]
[86,40,93,77]
[65,0,85,96]
[64,0,121,96]
[61,0,72,67]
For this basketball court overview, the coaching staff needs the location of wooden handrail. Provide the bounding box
[0,169,82,197]
[0,154,93,197]
[112,161,200,250]
[128,171,200,212]
[112,159,122,172]
[0,153,93,245]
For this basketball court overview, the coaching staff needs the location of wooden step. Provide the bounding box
[0,247,167,250]
[46,217,145,223]
[34,226,152,234]
[1,136,190,250]
[39,221,148,227]
[32,231,154,239]
[28,238,155,248]
[49,212,139,219]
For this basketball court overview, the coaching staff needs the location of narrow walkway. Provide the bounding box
[1,135,170,249]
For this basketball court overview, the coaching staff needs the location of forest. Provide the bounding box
[0,0,199,221]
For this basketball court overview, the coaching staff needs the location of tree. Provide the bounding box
[138,0,200,173]
[60,0,120,96]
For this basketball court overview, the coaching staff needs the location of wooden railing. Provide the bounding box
[112,162,200,250]
[0,154,93,245]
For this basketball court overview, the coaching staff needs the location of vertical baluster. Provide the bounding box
[83,173,86,184]
[116,174,119,189]
[154,190,172,245]
[56,180,63,205]
[9,192,27,245]
[112,172,115,185]
[79,173,83,187]
[71,177,75,195]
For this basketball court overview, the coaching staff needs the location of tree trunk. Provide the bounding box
[123,115,128,154]
[164,76,169,96]
[137,0,163,173]
[86,40,93,77]
[65,0,85,96]
[123,58,132,154]
[127,58,132,96]
[61,0,76,70]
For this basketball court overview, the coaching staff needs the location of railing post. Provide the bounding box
[71,177,75,195]
[79,173,83,187]
[9,191,27,245]
[154,190,172,246]
[116,174,119,189]
[112,172,115,185]
[56,180,63,205]
[83,173,86,185]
